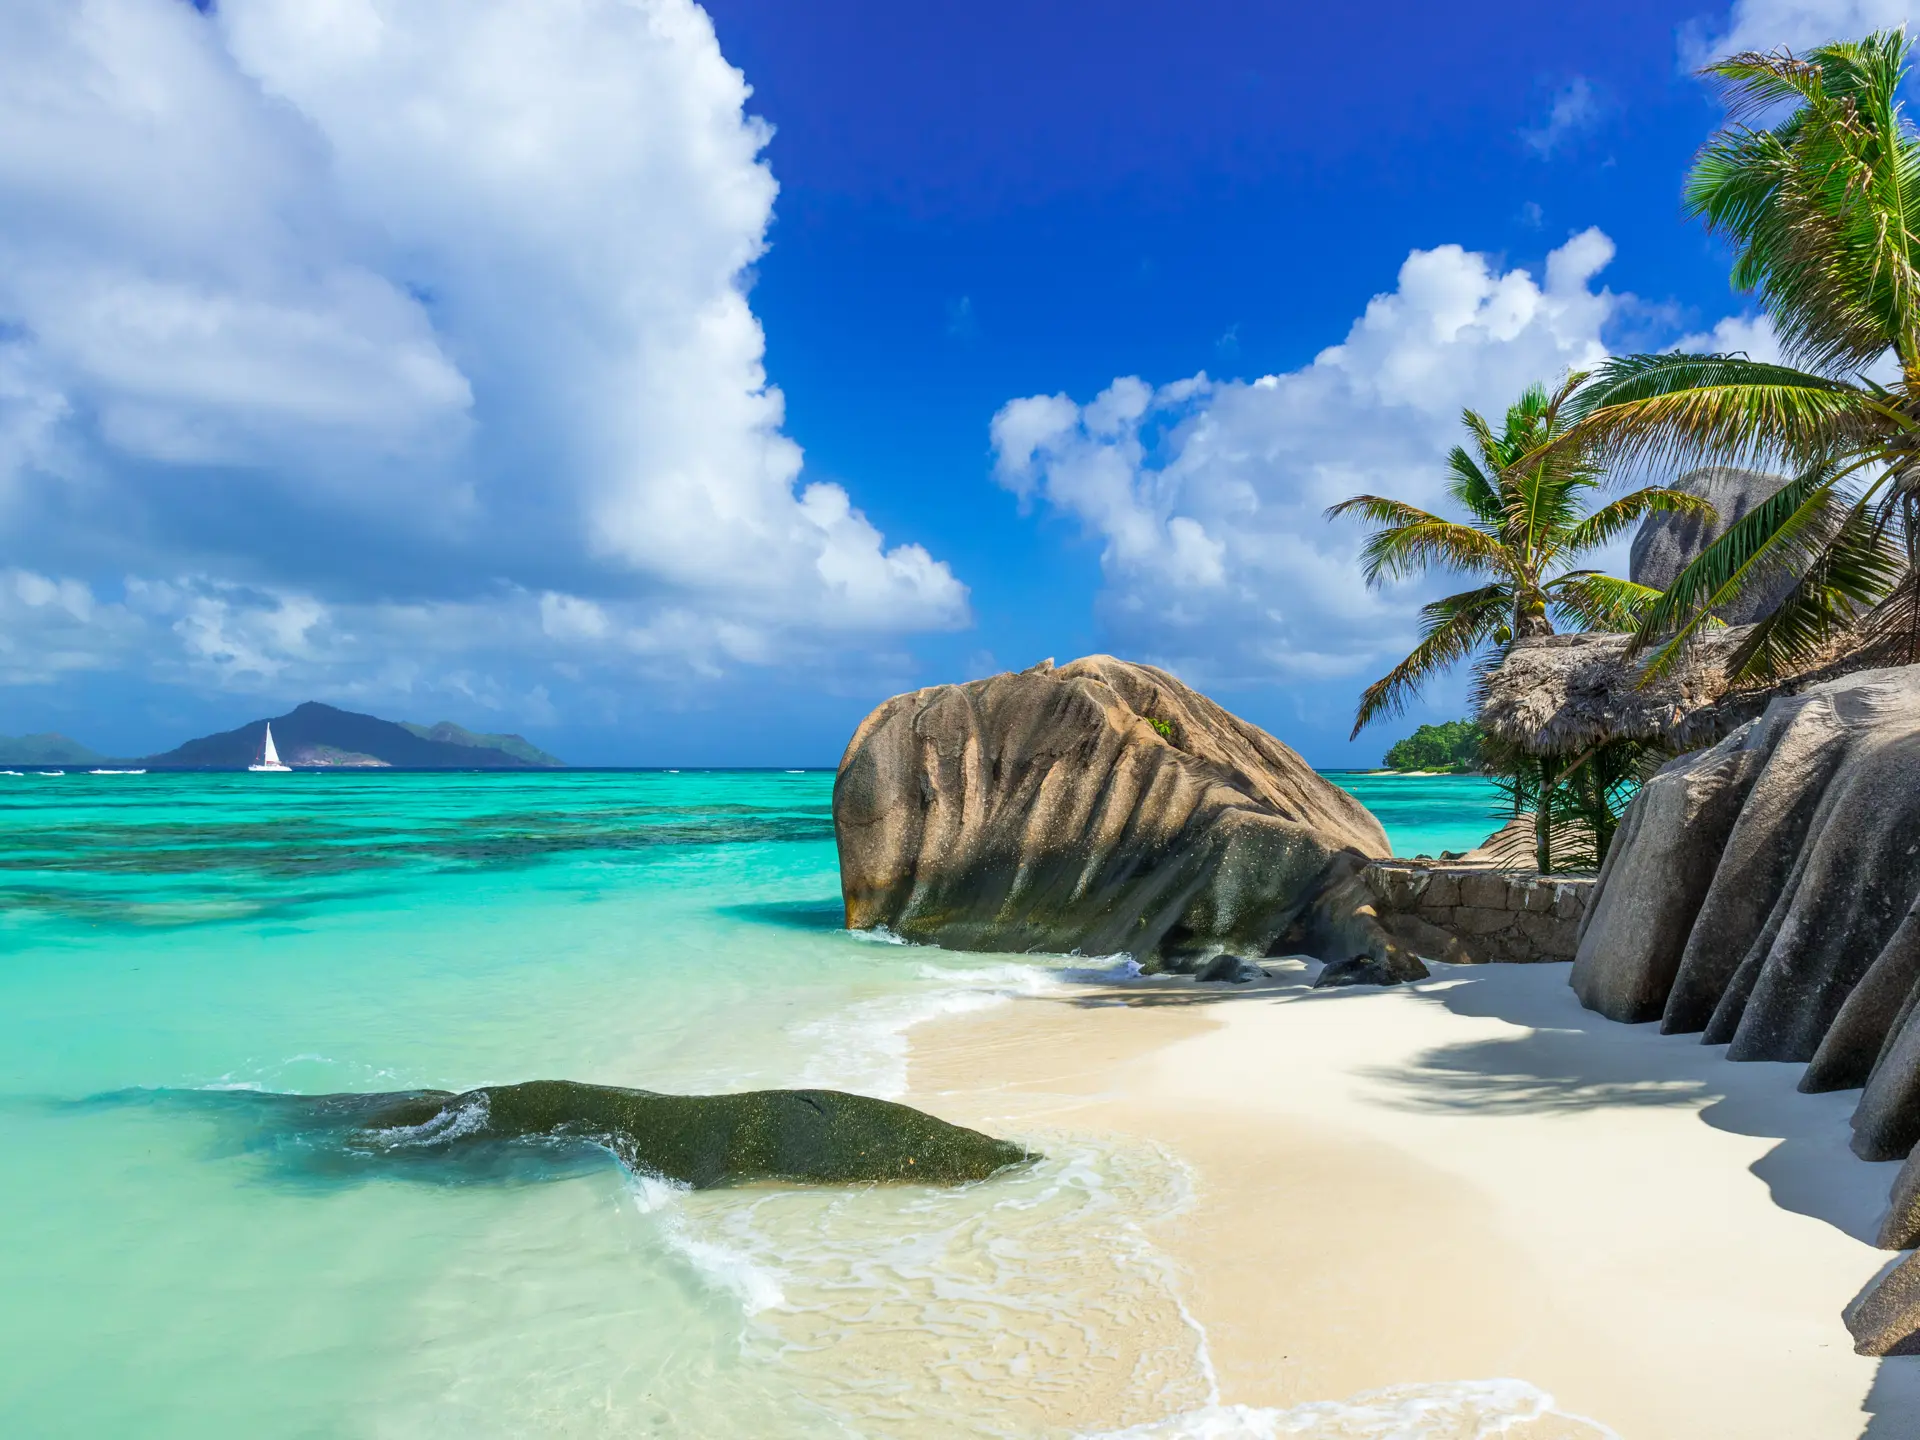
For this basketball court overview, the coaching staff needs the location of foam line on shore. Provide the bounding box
[1076,1379,1619,1439]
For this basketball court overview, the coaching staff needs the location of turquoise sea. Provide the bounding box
[0,768,1502,1437]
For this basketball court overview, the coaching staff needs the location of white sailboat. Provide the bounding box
[248,722,292,773]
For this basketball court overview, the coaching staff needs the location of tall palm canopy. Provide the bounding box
[1327,379,1710,737]
[1560,29,1920,681]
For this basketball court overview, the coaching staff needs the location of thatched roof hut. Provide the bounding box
[1476,631,1746,756]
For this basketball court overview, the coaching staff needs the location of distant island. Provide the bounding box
[1380,720,1482,774]
[0,703,563,770]
[0,732,109,766]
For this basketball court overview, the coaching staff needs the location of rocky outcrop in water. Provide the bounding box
[1569,664,1920,1351]
[832,656,1401,969]
[171,1082,1031,1188]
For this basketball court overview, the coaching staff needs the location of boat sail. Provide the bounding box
[248,722,292,773]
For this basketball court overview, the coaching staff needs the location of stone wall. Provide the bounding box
[1359,861,1595,964]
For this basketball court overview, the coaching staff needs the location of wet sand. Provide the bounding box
[908,959,1920,1439]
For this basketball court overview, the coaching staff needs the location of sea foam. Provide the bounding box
[1079,1379,1622,1439]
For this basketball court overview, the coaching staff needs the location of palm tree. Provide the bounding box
[1558,30,1920,681]
[1327,376,1710,737]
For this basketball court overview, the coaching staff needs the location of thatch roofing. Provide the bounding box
[1476,630,1746,756]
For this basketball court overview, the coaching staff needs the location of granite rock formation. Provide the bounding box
[1568,664,1920,1351]
[1630,465,1794,625]
[833,656,1401,969]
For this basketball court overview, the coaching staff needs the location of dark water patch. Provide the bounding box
[0,814,833,883]
[0,882,408,930]
[73,1083,1032,1193]
[719,898,848,932]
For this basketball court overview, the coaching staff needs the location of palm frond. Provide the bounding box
[1628,470,1847,675]
[1443,442,1504,525]
[1726,489,1907,678]
[1559,486,1718,555]
[1350,585,1507,737]
[1564,352,1891,474]
[1327,497,1508,586]
[1691,30,1920,374]
[1548,572,1668,632]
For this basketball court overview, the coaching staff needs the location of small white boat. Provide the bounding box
[248,723,292,773]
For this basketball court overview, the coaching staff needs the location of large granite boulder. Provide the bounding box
[1572,666,1920,1108]
[1568,665,1920,1353]
[832,656,1401,969]
[1630,465,1794,625]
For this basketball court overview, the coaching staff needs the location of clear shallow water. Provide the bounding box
[0,768,1516,1437]
[1325,771,1508,858]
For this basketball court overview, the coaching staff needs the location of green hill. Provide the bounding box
[399,721,563,768]
[0,732,107,766]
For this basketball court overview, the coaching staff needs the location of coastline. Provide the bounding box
[907,959,1920,1439]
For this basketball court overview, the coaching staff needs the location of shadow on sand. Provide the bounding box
[1033,958,1920,1437]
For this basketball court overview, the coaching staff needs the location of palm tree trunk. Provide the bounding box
[1512,591,1553,640]
[1535,755,1558,875]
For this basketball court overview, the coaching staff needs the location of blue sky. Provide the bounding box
[0,0,1905,764]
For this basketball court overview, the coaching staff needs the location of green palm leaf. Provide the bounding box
[1628,470,1847,675]
[1559,487,1718,554]
[1566,352,1891,473]
[1350,585,1507,738]
[1725,488,1906,677]
[1548,573,1667,632]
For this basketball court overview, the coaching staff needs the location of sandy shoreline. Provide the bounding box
[907,959,1920,1439]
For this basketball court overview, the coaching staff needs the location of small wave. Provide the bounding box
[1078,1379,1621,1439]
[0,770,20,776]
[626,1172,788,1314]
[793,959,1060,1097]
[845,923,910,946]
[658,1133,1214,1433]
[1061,954,1145,983]
[36,771,63,777]
[88,768,147,775]
[365,1093,491,1147]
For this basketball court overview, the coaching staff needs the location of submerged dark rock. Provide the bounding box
[116,1081,1031,1189]
[1194,954,1266,984]
[367,1082,1029,1187]
[1313,955,1422,989]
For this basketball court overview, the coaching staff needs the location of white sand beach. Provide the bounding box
[909,960,1920,1439]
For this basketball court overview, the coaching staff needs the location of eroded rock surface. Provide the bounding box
[1568,665,1920,1351]
[833,656,1394,967]
[126,1082,1032,1189]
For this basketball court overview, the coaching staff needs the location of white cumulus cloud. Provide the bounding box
[990,230,1621,712]
[0,0,966,706]
[1686,0,1911,62]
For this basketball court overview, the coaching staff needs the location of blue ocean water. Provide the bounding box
[1325,771,1508,858]
[0,768,1503,1436]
